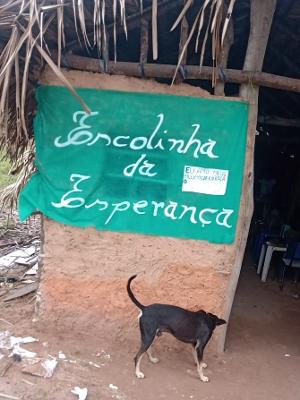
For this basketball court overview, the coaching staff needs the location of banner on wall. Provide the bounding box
[19,86,249,243]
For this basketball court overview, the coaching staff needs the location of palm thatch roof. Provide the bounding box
[0,0,237,160]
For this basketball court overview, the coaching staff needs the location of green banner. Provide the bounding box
[19,86,248,243]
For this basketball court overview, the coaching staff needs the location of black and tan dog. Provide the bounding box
[127,275,226,382]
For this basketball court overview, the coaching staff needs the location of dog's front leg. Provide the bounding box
[135,352,145,379]
[195,341,209,382]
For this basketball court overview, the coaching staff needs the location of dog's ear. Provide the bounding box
[207,313,226,326]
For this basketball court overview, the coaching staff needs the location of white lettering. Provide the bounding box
[216,208,233,228]
[130,137,148,150]
[151,201,165,217]
[113,136,130,147]
[87,132,111,146]
[54,111,220,160]
[164,201,178,220]
[200,139,218,159]
[147,113,165,150]
[123,154,157,177]
[85,199,109,210]
[104,201,130,225]
[182,124,201,158]
[133,200,148,214]
[54,111,99,147]
[51,174,89,208]
[199,208,218,226]
[178,205,197,224]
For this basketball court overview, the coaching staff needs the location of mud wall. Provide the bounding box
[36,69,247,352]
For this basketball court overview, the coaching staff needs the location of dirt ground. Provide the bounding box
[0,249,300,400]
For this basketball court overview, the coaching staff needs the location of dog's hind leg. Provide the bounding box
[191,344,198,365]
[195,340,209,382]
[134,326,156,379]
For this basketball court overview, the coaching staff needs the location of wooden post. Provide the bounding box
[214,3,234,96]
[174,4,189,84]
[218,0,277,352]
[140,18,149,66]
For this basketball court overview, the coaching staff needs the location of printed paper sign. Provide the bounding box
[182,166,229,195]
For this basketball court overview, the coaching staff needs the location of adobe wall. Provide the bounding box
[35,68,248,352]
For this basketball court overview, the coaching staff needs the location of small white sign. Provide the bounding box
[182,166,229,196]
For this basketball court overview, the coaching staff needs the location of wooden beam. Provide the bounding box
[258,115,300,128]
[60,54,300,93]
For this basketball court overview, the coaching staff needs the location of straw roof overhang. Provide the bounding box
[0,0,300,205]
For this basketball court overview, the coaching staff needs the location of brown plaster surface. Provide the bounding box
[37,69,240,351]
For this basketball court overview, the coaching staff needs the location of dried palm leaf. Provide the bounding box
[101,0,107,58]
[77,0,91,49]
[221,0,236,45]
[14,54,21,143]
[57,0,65,68]
[35,42,91,113]
[71,0,82,48]
[172,7,202,84]
[170,0,193,32]
[195,0,211,51]
[93,0,101,54]
[0,141,35,210]
[211,0,222,33]
[199,4,214,69]
[119,0,128,39]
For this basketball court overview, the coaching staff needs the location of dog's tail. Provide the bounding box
[127,275,145,310]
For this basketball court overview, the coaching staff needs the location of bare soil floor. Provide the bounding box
[0,250,300,400]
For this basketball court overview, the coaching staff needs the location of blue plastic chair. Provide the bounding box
[278,240,300,290]
[252,232,281,264]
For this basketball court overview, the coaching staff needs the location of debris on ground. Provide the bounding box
[95,349,111,360]
[3,282,39,302]
[0,393,20,400]
[0,209,41,302]
[41,357,58,378]
[88,361,102,368]
[71,387,88,400]
[0,331,58,379]
[22,356,58,379]
[58,351,66,360]
[0,209,40,250]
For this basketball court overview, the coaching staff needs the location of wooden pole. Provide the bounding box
[60,54,300,93]
[218,0,278,353]
[214,1,234,96]
[174,1,189,84]
[140,18,149,66]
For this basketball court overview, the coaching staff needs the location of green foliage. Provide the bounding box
[0,153,14,189]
